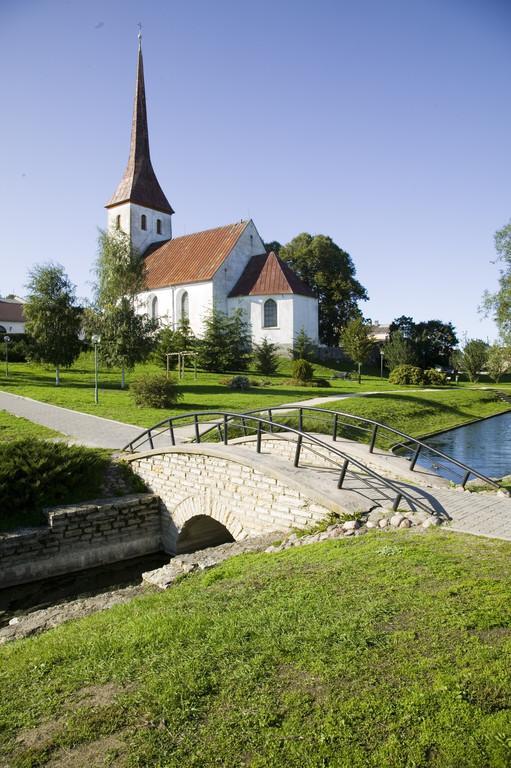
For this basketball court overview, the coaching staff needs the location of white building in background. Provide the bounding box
[105,36,318,349]
[0,297,25,334]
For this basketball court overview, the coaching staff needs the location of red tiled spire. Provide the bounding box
[106,37,174,214]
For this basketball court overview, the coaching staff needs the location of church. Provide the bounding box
[105,37,319,350]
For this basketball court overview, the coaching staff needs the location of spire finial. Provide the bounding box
[137,22,142,47]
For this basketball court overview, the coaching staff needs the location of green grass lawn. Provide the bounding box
[1,530,510,767]
[0,410,60,443]
[0,354,406,428]
[264,389,511,450]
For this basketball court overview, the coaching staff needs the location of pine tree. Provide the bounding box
[254,337,279,375]
[291,327,315,361]
[198,309,252,372]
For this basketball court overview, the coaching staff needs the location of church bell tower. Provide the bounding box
[105,33,173,254]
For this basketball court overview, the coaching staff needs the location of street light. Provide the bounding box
[380,348,385,379]
[4,335,11,377]
[91,335,101,404]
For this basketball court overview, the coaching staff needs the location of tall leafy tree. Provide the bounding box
[383,331,416,371]
[481,219,511,341]
[24,264,82,386]
[461,339,489,382]
[340,317,374,383]
[486,343,511,383]
[280,233,368,346]
[90,230,156,387]
[389,316,458,368]
[152,318,196,370]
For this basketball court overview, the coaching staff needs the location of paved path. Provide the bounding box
[0,391,141,449]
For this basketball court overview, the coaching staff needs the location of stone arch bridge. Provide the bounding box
[124,408,511,551]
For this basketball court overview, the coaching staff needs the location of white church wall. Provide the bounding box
[0,320,25,334]
[212,220,265,314]
[137,281,213,336]
[293,295,319,344]
[107,202,171,254]
[227,295,294,348]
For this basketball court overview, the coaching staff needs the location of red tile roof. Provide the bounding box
[0,300,25,323]
[143,221,250,288]
[106,42,173,215]
[229,251,316,298]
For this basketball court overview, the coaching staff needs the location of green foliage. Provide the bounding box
[2,334,32,363]
[280,232,368,345]
[390,316,458,368]
[340,317,374,365]
[424,368,448,385]
[152,319,196,370]
[291,327,315,361]
[486,343,511,383]
[292,358,314,382]
[225,375,250,390]
[383,330,416,370]
[462,339,489,382]
[24,263,82,383]
[130,373,182,408]
[253,337,279,375]
[481,219,511,342]
[198,308,252,372]
[89,231,156,386]
[388,364,424,385]
[94,229,146,305]
[0,440,110,528]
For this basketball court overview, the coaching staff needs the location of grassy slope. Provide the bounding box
[0,530,510,768]
[269,390,510,450]
[0,355,407,428]
[0,410,60,443]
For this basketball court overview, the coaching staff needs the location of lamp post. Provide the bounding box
[4,335,11,377]
[380,348,385,379]
[91,335,101,404]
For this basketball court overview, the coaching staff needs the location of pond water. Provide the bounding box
[395,411,511,483]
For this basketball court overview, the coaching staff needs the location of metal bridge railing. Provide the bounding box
[123,410,444,517]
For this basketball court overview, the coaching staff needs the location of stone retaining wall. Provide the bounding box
[0,494,161,588]
[128,447,332,554]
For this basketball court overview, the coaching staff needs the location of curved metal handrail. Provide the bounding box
[122,410,441,517]
[198,404,503,491]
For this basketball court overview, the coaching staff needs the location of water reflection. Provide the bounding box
[396,411,511,483]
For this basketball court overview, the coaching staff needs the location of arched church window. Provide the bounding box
[181,291,189,321]
[151,296,158,320]
[0,326,6,334]
[156,219,162,235]
[141,214,147,231]
[115,214,121,230]
[263,298,277,328]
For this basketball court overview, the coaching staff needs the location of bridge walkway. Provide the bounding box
[227,432,511,541]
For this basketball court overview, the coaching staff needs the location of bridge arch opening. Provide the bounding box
[176,515,235,555]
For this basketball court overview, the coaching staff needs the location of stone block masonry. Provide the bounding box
[128,446,333,554]
[0,494,161,589]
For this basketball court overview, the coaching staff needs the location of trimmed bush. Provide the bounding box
[292,358,314,383]
[130,373,182,408]
[226,375,250,390]
[424,368,448,386]
[312,378,331,388]
[388,364,424,385]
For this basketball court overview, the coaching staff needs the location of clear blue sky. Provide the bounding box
[1,0,510,342]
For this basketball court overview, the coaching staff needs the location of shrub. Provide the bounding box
[130,373,182,408]
[226,375,250,390]
[312,378,331,388]
[253,337,279,375]
[388,364,424,385]
[424,368,448,386]
[292,358,314,382]
[0,440,109,527]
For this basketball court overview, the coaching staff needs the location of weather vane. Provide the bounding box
[137,22,142,43]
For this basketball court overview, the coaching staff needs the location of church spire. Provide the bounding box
[106,36,174,215]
